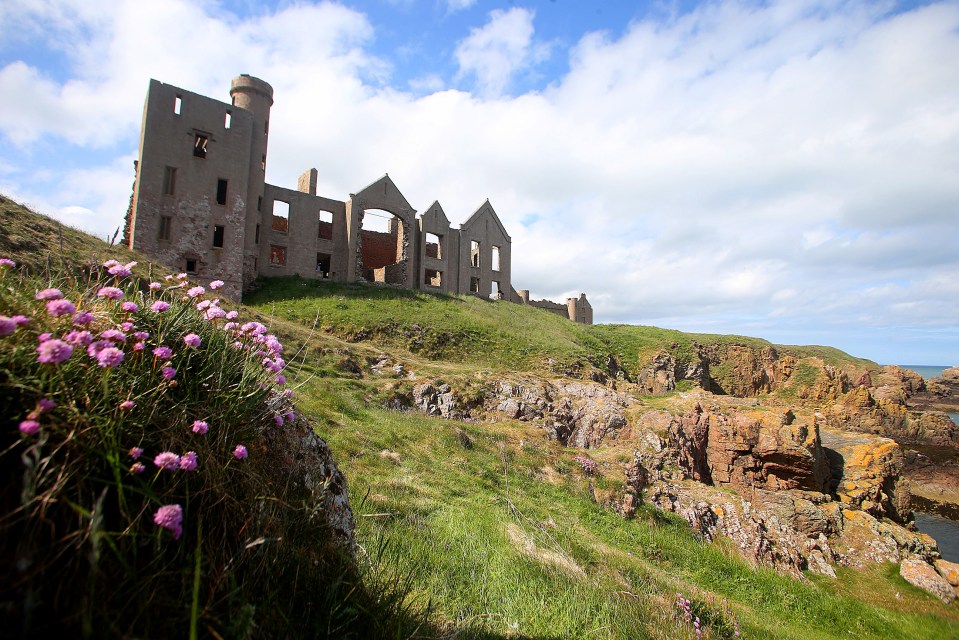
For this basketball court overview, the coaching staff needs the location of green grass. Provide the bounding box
[298,373,959,638]
[4,195,956,639]
[245,276,878,385]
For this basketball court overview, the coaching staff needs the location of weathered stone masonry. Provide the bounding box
[128,74,592,324]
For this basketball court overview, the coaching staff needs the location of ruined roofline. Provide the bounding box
[460,200,511,241]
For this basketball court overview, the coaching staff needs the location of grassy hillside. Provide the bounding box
[2,196,955,639]
[246,276,876,377]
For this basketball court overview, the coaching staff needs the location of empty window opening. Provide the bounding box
[162,166,177,195]
[491,245,501,271]
[318,210,334,240]
[491,280,502,300]
[253,256,257,271]
[264,120,269,134]
[359,209,406,284]
[470,240,481,268]
[316,252,332,279]
[193,134,208,158]
[425,232,442,259]
[255,223,260,245]
[215,179,228,205]
[213,225,225,248]
[174,95,182,115]
[425,269,443,288]
[224,111,232,129]
[185,258,197,274]
[261,154,266,171]
[257,196,262,211]
[272,200,290,233]
[270,245,286,266]
[470,277,481,293]
[158,215,172,241]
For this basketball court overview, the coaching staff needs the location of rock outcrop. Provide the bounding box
[820,429,910,523]
[667,405,829,493]
[900,557,956,604]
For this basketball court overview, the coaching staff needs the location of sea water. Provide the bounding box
[914,512,959,564]
[898,364,953,380]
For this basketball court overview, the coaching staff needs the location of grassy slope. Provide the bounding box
[245,276,876,376]
[3,196,956,639]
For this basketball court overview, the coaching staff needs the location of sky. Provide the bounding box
[1,0,957,366]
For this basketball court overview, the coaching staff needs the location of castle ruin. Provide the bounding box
[127,74,592,324]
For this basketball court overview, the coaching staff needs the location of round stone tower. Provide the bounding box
[229,75,274,291]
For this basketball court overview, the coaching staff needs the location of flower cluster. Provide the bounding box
[4,256,292,544]
[674,593,741,639]
[573,455,598,476]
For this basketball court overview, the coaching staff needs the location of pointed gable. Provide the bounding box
[351,174,415,215]
[460,200,511,241]
[421,201,450,229]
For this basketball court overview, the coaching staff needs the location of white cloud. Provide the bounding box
[1,0,958,364]
[445,0,476,13]
[454,7,549,97]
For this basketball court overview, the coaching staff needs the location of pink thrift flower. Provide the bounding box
[164,274,174,281]
[97,286,124,300]
[130,462,146,474]
[150,300,170,312]
[0,316,16,336]
[195,300,212,311]
[133,331,149,341]
[38,398,56,412]
[191,420,209,435]
[65,330,94,346]
[87,340,113,358]
[284,411,295,422]
[13,315,31,326]
[100,329,127,342]
[209,280,224,290]
[153,504,183,540]
[187,286,205,298]
[233,444,248,460]
[283,389,294,399]
[161,366,177,380]
[121,301,139,313]
[275,374,286,386]
[274,414,284,427]
[133,341,145,352]
[96,347,125,368]
[205,307,226,320]
[46,298,76,317]
[36,339,73,364]
[130,447,144,459]
[73,311,94,325]
[179,451,198,471]
[103,259,120,268]
[0,258,15,268]
[120,400,136,411]
[120,321,134,332]
[176,273,188,280]
[154,451,180,470]
[108,264,132,277]
[225,310,238,320]
[19,420,41,436]
[38,332,52,342]
[182,333,201,348]
[36,288,63,301]
[153,346,172,359]
[149,281,163,290]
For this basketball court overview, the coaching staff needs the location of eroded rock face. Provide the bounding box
[900,557,956,604]
[263,414,355,550]
[487,377,634,448]
[667,405,829,493]
[413,383,460,418]
[635,352,677,395]
[820,429,910,523]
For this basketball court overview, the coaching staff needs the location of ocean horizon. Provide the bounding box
[896,364,955,380]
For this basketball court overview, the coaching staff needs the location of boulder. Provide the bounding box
[820,429,911,523]
[934,558,959,586]
[900,557,956,603]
